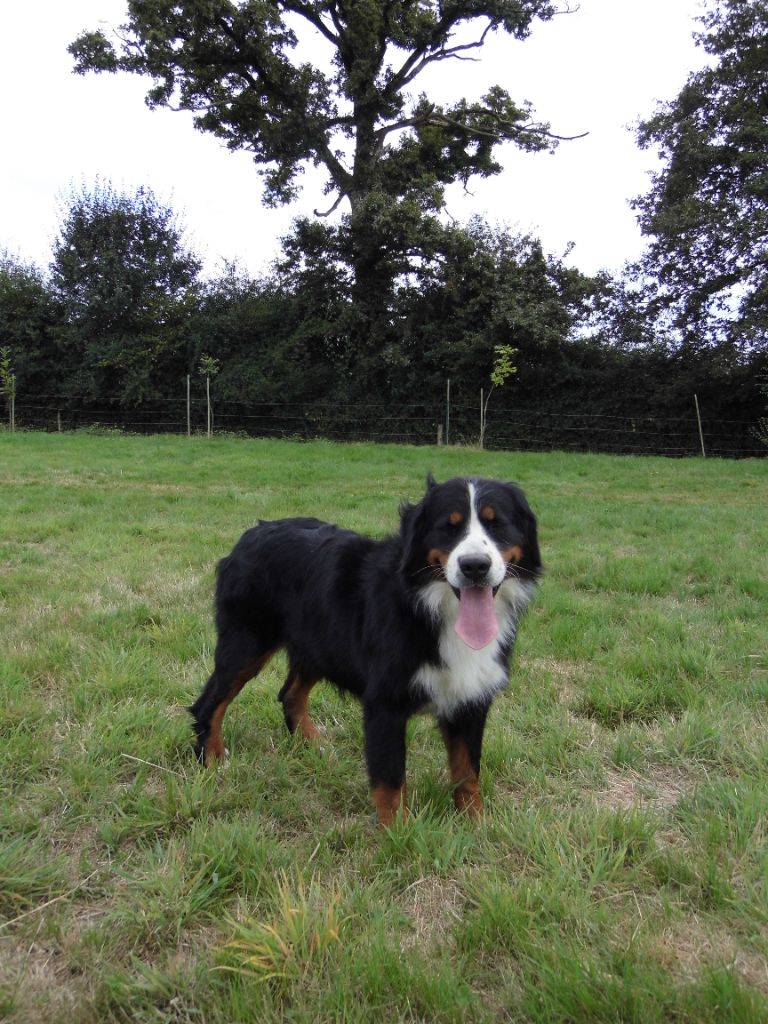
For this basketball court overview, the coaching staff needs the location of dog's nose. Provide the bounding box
[458,553,492,583]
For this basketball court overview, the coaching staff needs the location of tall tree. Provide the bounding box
[50,182,201,404]
[70,1,567,350]
[632,0,768,350]
[0,252,61,398]
[391,218,600,399]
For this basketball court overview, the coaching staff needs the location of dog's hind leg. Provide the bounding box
[278,670,321,742]
[190,634,276,766]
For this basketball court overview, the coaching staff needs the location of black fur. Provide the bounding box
[190,476,540,823]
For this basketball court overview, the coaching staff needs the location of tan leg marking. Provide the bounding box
[203,652,274,766]
[281,675,322,741]
[371,783,408,827]
[440,727,483,819]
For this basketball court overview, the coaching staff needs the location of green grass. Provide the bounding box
[1,430,767,1022]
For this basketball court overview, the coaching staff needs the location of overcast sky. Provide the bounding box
[1,1,703,279]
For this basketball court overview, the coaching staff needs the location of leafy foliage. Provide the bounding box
[755,373,768,448]
[0,252,61,396]
[398,218,598,395]
[633,0,768,350]
[2,179,766,451]
[490,344,518,388]
[70,1,558,211]
[198,353,220,379]
[50,181,201,404]
[69,1,564,343]
[0,346,16,429]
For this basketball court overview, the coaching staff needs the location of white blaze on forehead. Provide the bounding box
[445,482,506,590]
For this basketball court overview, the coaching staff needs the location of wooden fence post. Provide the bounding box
[445,378,450,447]
[694,394,706,457]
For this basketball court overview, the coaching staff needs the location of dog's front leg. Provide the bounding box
[439,703,489,818]
[363,702,408,826]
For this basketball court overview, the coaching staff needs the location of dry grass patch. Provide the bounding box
[524,655,588,699]
[0,937,97,1024]
[399,874,463,951]
[651,917,768,995]
[595,765,698,814]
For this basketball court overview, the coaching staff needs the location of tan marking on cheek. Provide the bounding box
[481,506,496,522]
[449,511,464,526]
[427,548,449,567]
[502,545,523,564]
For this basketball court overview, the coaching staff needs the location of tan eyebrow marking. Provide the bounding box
[428,548,449,567]
[481,506,496,522]
[449,511,464,526]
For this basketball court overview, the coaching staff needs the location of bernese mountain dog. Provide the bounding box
[190,475,540,825]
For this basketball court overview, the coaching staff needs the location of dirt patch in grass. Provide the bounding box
[651,918,768,995]
[524,656,587,697]
[399,875,463,951]
[594,765,698,813]
[0,939,96,1024]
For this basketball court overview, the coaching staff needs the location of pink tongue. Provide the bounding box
[455,586,498,650]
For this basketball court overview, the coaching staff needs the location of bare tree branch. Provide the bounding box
[283,0,341,47]
[314,192,346,217]
[385,11,483,96]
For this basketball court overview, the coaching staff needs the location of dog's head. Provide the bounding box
[401,475,541,649]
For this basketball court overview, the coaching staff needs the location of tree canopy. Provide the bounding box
[2,196,766,453]
[0,252,61,397]
[71,1,560,209]
[51,181,201,404]
[69,1,569,345]
[632,0,768,350]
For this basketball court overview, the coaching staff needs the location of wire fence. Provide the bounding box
[7,395,765,458]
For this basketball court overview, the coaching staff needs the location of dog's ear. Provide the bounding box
[506,483,542,578]
[426,472,438,490]
[399,495,427,577]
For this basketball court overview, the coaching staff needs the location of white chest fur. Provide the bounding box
[411,578,533,718]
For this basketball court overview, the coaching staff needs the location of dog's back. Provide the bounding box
[211,516,388,696]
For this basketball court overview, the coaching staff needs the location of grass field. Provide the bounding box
[1,430,767,1023]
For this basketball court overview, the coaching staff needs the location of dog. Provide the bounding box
[190,475,541,825]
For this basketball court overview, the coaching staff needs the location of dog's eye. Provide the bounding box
[447,512,464,529]
[484,516,514,541]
